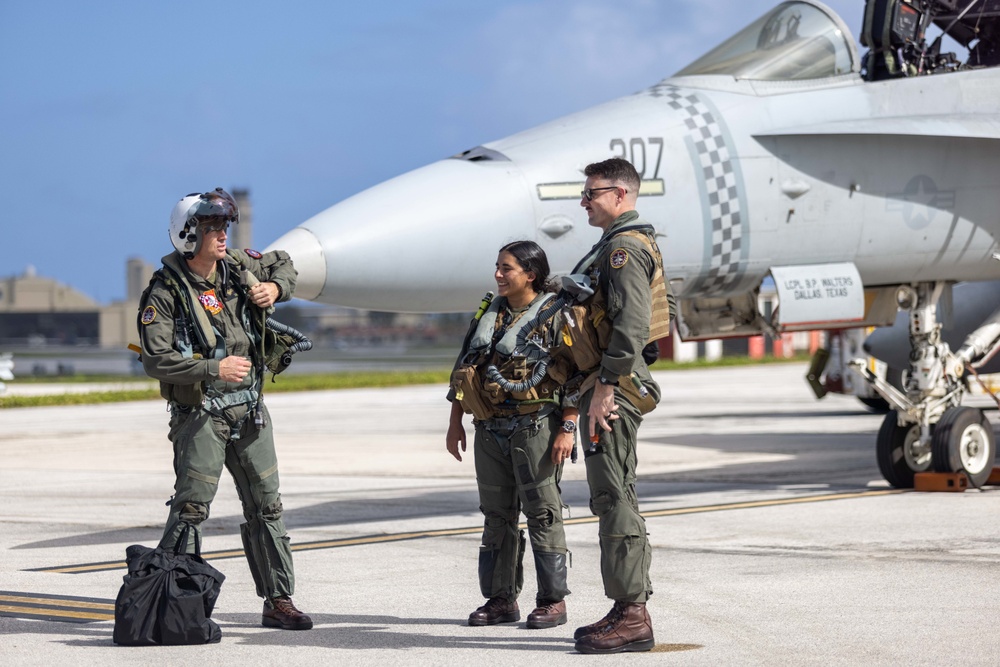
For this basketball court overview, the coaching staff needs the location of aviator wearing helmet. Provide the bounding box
[135,187,311,633]
[169,188,240,260]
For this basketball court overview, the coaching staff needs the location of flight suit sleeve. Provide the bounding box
[599,238,655,382]
[237,249,298,302]
[139,283,220,384]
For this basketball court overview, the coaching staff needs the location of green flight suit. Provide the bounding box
[450,294,571,606]
[138,248,298,600]
[576,210,662,603]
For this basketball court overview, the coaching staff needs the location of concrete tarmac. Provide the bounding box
[2,363,999,665]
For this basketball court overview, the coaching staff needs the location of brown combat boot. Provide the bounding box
[526,600,567,629]
[468,596,520,626]
[574,602,654,654]
[262,596,314,630]
[573,600,626,640]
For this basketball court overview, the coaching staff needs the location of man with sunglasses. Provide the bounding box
[571,158,672,654]
[137,188,312,631]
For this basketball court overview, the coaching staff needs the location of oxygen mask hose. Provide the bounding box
[241,268,268,430]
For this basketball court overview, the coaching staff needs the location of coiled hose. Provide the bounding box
[483,296,568,393]
[266,317,313,370]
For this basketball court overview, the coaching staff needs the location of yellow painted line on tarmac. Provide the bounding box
[32,489,902,575]
[0,591,115,623]
[633,489,902,520]
[0,593,114,610]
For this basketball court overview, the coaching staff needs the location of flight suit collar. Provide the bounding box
[599,210,641,241]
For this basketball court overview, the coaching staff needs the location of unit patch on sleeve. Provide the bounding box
[610,248,629,269]
[245,249,262,259]
[140,306,157,325]
[198,289,224,315]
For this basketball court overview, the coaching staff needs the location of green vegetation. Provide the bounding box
[0,355,812,409]
[0,370,453,409]
[649,353,812,371]
[0,388,162,408]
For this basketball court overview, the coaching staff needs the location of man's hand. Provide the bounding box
[250,281,280,309]
[219,356,252,382]
[551,431,574,464]
[587,381,619,436]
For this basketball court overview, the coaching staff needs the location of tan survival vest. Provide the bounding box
[451,294,568,421]
[560,228,671,375]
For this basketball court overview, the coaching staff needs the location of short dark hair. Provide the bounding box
[584,158,640,194]
[499,240,550,293]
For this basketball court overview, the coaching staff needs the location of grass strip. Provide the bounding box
[0,355,811,409]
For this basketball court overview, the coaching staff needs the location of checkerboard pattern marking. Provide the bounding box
[648,83,744,294]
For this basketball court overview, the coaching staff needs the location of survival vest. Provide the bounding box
[138,251,263,412]
[561,223,672,374]
[451,293,570,421]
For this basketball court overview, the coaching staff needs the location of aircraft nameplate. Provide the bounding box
[770,263,864,328]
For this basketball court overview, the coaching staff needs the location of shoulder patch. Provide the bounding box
[140,305,156,325]
[610,248,629,269]
[198,289,224,315]
[245,249,262,259]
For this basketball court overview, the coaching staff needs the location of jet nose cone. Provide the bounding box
[266,227,325,300]
[270,157,535,311]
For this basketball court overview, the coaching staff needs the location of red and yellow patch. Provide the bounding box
[198,289,223,315]
[140,306,156,325]
[610,248,629,269]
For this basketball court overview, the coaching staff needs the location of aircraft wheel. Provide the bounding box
[859,396,890,413]
[876,411,930,488]
[931,407,996,487]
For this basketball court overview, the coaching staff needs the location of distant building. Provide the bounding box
[0,266,100,345]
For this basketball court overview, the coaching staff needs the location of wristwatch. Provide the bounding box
[598,375,619,387]
[561,420,577,434]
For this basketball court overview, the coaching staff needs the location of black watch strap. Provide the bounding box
[598,375,619,386]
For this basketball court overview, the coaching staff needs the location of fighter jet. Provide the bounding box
[268,0,1000,489]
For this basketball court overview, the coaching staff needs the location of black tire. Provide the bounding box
[931,406,996,487]
[859,396,891,413]
[876,411,930,488]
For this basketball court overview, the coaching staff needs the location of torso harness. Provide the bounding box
[451,225,671,420]
[452,293,565,421]
[151,253,264,434]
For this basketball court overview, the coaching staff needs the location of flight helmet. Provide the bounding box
[169,188,240,259]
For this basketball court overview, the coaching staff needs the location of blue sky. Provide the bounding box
[0,0,864,303]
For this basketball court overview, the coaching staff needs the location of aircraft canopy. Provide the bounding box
[677,1,857,80]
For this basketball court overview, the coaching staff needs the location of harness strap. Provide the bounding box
[203,388,259,415]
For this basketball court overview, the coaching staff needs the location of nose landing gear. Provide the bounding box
[931,406,996,488]
[853,281,999,488]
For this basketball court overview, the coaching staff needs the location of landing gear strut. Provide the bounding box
[852,281,998,488]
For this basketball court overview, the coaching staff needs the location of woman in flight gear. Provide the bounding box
[446,240,577,629]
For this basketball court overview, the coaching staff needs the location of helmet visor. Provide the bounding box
[191,188,239,226]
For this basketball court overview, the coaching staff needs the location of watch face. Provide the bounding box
[562,420,577,433]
